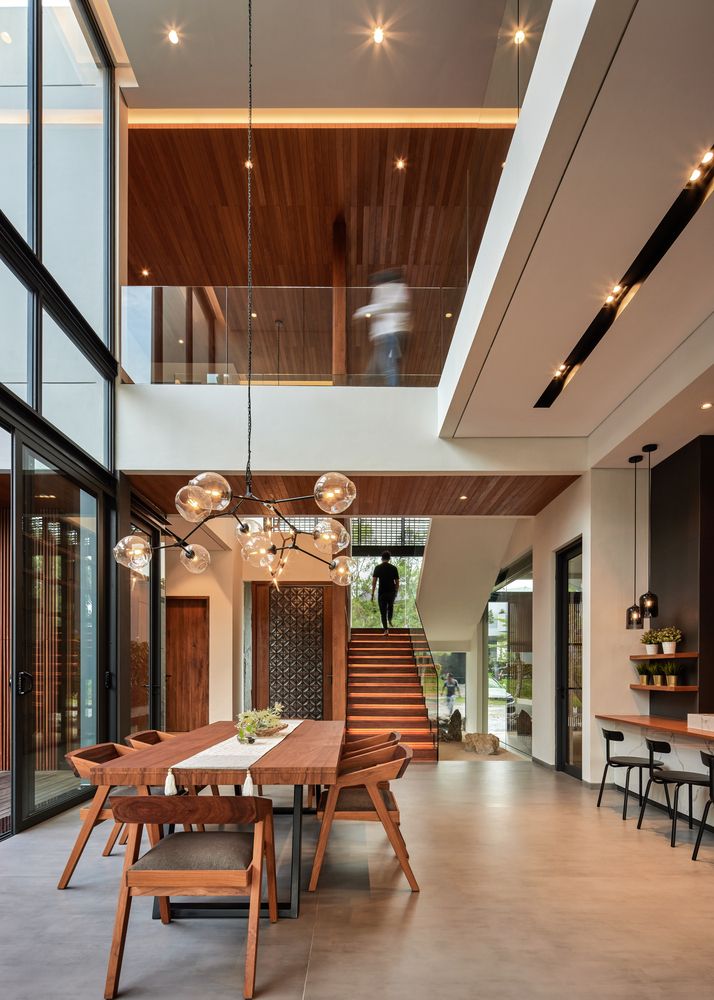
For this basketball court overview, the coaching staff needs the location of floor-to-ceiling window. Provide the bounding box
[556,541,583,778]
[0,425,13,837]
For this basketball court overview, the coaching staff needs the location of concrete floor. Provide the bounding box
[1,761,713,999]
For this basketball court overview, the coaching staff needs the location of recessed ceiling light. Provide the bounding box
[558,363,567,371]
[168,28,179,45]
[244,159,253,170]
[514,29,525,44]
[251,311,257,319]
[35,494,56,500]
[140,267,150,277]
[0,31,11,44]
[701,402,713,410]
[445,312,453,319]
[702,151,714,165]
[365,312,372,319]
[690,167,702,182]
[373,26,384,44]
[606,294,615,303]
[395,157,406,170]
[612,284,622,294]
[178,338,184,345]
[459,495,468,501]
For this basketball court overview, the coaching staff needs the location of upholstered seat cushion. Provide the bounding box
[318,787,398,814]
[610,757,663,767]
[653,770,710,785]
[130,831,254,871]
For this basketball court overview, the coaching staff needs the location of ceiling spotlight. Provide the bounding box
[395,157,406,170]
[35,494,56,500]
[178,338,184,345]
[514,28,525,44]
[612,284,622,294]
[365,312,372,319]
[558,363,567,371]
[689,167,702,182]
[140,267,150,277]
[606,294,615,303]
[702,151,713,164]
[373,26,384,44]
[168,28,179,44]
[244,159,253,170]
[701,402,713,410]
[0,31,11,44]
[251,311,257,318]
[445,312,453,319]
[459,495,468,501]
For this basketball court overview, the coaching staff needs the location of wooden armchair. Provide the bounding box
[57,742,136,889]
[343,731,400,754]
[308,744,418,892]
[105,795,277,1000]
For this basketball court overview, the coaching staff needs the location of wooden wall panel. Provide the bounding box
[165,597,210,731]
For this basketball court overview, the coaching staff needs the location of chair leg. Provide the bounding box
[308,785,339,891]
[596,763,609,808]
[671,784,681,847]
[187,786,205,833]
[689,783,694,830]
[663,782,672,818]
[306,785,314,809]
[210,785,220,796]
[264,813,278,923]
[118,825,129,846]
[367,785,419,892]
[104,824,142,1000]
[623,767,633,820]
[637,778,653,829]
[102,822,124,857]
[244,837,264,999]
[58,784,111,889]
[692,799,712,861]
[639,766,643,806]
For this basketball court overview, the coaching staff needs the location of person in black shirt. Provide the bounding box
[371,550,400,635]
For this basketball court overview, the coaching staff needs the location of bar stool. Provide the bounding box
[691,751,714,861]
[637,738,710,846]
[596,729,663,819]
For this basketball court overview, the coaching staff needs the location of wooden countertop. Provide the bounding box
[595,714,714,741]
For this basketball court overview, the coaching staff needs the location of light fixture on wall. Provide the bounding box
[626,453,644,629]
[114,0,357,587]
[638,443,659,619]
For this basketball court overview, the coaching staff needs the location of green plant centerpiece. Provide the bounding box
[660,661,679,687]
[635,662,650,684]
[236,703,287,743]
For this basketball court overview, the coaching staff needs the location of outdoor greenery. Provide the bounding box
[350,555,423,628]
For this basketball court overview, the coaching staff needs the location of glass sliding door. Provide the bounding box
[556,541,583,779]
[0,426,12,838]
[18,449,98,821]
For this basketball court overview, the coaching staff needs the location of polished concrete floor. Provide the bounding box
[1,762,713,999]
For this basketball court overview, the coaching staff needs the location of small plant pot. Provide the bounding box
[652,675,664,686]
[645,644,659,655]
[666,676,678,687]
[662,642,677,655]
[637,675,650,686]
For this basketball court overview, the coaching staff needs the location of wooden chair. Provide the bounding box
[306,732,401,807]
[104,795,277,1000]
[57,743,136,889]
[343,731,400,754]
[308,744,418,893]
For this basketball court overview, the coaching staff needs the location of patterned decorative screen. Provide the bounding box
[268,586,324,719]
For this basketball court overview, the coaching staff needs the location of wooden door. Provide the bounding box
[166,597,209,731]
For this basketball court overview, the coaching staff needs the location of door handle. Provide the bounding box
[17,671,34,695]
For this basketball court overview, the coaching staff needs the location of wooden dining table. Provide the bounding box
[90,719,345,919]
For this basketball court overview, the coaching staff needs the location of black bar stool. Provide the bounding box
[597,729,663,819]
[691,751,714,861]
[637,738,709,846]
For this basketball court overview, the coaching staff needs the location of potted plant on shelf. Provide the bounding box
[661,661,679,688]
[635,663,650,686]
[658,626,683,656]
[641,628,660,656]
[650,664,664,686]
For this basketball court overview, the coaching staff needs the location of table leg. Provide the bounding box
[289,784,303,919]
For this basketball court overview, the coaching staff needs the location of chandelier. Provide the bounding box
[113,0,358,587]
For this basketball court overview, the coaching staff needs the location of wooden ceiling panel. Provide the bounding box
[128,474,578,519]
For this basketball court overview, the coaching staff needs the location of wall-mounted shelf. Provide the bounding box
[629,684,698,692]
[629,652,699,661]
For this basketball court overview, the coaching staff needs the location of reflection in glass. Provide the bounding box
[0,1,29,238]
[129,562,151,734]
[42,0,108,339]
[22,451,97,819]
[0,426,12,836]
[487,559,533,756]
[42,311,108,465]
[565,552,583,769]
[0,257,30,402]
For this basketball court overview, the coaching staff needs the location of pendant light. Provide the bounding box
[626,454,643,629]
[638,443,659,619]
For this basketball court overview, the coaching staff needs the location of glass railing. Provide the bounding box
[120,285,464,387]
[408,611,439,761]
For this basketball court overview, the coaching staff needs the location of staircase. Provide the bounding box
[346,627,438,761]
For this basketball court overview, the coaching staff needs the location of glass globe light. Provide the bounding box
[175,484,213,523]
[241,532,276,568]
[329,555,357,586]
[180,543,211,574]
[189,472,232,511]
[235,518,263,544]
[314,472,356,514]
[113,534,152,570]
[313,517,350,554]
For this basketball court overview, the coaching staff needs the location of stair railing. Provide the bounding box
[407,610,439,761]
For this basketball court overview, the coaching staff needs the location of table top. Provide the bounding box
[90,720,346,787]
[595,714,714,741]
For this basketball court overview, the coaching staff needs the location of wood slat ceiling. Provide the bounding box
[128,126,513,289]
[128,474,579,519]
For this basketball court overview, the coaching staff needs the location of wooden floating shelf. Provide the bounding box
[629,684,698,692]
[629,652,699,661]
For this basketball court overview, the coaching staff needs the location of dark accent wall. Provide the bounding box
[650,436,714,718]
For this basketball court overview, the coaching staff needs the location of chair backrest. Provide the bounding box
[342,733,400,761]
[344,731,399,753]
[340,743,403,774]
[602,729,624,763]
[125,730,176,750]
[337,744,413,788]
[65,742,134,779]
[111,794,273,827]
[700,751,714,800]
[646,738,671,774]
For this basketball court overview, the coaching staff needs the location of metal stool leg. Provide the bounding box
[639,767,644,805]
[637,778,653,829]
[671,784,681,847]
[663,783,673,818]
[689,783,694,829]
[596,763,609,808]
[692,800,712,861]
[623,767,633,820]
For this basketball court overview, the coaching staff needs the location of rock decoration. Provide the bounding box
[464,732,500,755]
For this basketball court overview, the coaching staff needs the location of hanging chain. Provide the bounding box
[245,0,254,494]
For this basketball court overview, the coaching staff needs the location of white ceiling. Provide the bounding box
[448,0,714,443]
[106,0,549,110]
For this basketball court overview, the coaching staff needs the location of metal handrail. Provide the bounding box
[408,607,439,761]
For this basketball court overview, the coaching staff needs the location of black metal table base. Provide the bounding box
[152,784,312,920]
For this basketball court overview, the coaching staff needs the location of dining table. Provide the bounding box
[90,718,345,919]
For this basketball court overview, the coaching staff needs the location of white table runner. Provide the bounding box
[173,719,304,771]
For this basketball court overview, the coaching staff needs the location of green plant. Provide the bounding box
[235,702,285,742]
[660,661,679,676]
[635,662,651,676]
[657,626,683,644]
[641,629,659,645]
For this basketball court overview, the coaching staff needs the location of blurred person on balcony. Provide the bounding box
[353,268,411,386]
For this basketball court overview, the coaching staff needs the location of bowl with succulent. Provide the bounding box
[660,661,679,687]
[235,703,287,744]
[658,626,683,656]
[635,663,651,685]
[641,629,660,655]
